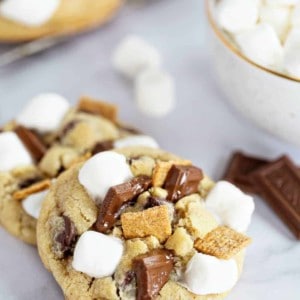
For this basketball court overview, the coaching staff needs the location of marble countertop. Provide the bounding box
[0,1,299,299]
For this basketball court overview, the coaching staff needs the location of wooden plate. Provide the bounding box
[0,0,122,42]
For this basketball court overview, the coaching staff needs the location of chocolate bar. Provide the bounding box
[223,151,269,194]
[251,156,300,239]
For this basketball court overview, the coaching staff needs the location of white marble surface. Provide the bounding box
[0,1,299,299]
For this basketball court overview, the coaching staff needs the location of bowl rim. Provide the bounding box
[205,0,300,83]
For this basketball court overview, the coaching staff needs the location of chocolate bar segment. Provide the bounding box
[133,249,173,300]
[15,126,47,162]
[223,152,269,194]
[95,175,152,233]
[164,165,203,202]
[252,156,300,239]
[55,216,77,257]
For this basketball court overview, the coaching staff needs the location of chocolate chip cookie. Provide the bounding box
[37,146,253,299]
[0,96,151,244]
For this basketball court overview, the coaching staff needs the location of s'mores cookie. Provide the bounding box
[36,146,254,299]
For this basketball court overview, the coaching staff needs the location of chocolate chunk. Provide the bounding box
[96,175,152,233]
[18,176,43,189]
[164,165,203,202]
[122,270,135,287]
[133,249,173,300]
[59,120,79,140]
[55,216,77,257]
[15,126,47,162]
[92,140,114,155]
[223,152,269,194]
[144,196,164,209]
[252,156,300,239]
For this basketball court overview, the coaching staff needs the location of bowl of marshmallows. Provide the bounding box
[207,0,300,146]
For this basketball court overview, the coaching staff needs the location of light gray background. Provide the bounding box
[0,1,299,299]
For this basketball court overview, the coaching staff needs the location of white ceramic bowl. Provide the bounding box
[206,0,300,147]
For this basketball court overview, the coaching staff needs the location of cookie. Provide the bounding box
[37,146,253,299]
[0,96,151,244]
[0,0,122,42]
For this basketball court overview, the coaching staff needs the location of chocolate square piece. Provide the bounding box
[15,126,47,162]
[252,156,300,239]
[133,249,173,300]
[96,175,152,233]
[223,152,269,194]
[164,165,203,202]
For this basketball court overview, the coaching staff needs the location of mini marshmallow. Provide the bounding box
[112,35,162,79]
[205,181,255,233]
[235,23,283,68]
[114,135,159,149]
[22,189,48,219]
[78,151,133,202]
[16,93,70,133]
[283,29,300,78]
[0,0,60,27]
[259,5,291,41]
[72,231,123,278]
[216,0,259,34]
[0,132,33,172]
[183,253,238,295]
[135,68,175,118]
[266,0,299,5]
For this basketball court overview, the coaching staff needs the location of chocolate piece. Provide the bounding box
[223,152,269,194]
[18,176,43,189]
[78,97,118,122]
[133,249,173,300]
[164,165,203,202]
[55,216,77,257]
[96,175,152,233]
[122,270,135,287]
[252,156,300,239]
[15,126,47,162]
[144,196,164,209]
[59,120,79,140]
[92,140,114,155]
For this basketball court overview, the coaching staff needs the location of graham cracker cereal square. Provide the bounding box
[121,205,171,242]
[152,160,191,187]
[194,226,251,259]
[13,179,51,201]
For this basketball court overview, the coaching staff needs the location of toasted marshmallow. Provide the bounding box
[72,231,123,278]
[283,28,300,78]
[183,253,238,295]
[235,23,283,68]
[114,135,159,149]
[78,151,133,202]
[135,68,175,118]
[266,0,299,5]
[216,0,259,34]
[16,93,70,133]
[112,35,162,79]
[0,0,60,27]
[259,5,291,41]
[22,189,48,219]
[205,181,255,232]
[0,132,33,172]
